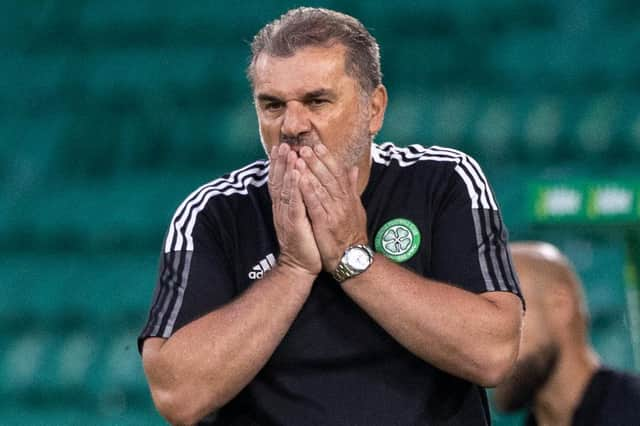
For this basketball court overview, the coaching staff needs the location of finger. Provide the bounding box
[299,145,343,198]
[280,150,298,204]
[288,169,306,220]
[295,157,327,214]
[283,164,307,225]
[268,143,289,197]
[313,144,349,183]
[300,169,329,226]
[300,166,331,214]
[294,156,307,173]
[271,144,288,181]
[286,149,298,172]
[280,168,293,220]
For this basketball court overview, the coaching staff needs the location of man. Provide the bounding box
[139,7,523,425]
[494,241,640,425]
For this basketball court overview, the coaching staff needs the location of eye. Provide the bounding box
[264,101,284,112]
[308,98,329,107]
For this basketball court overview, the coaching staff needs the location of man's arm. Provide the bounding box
[297,143,522,387]
[341,256,522,387]
[142,265,315,425]
[142,144,321,425]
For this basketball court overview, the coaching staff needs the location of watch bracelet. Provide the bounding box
[332,262,354,283]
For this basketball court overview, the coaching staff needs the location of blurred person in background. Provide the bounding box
[494,241,640,426]
[138,7,523,425]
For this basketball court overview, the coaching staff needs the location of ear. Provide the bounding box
[368,84,388,135]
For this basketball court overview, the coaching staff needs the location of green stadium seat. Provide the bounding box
[383,38,472,89]
[0,53,68,102]
[429,92,479,150]
[377,90,429,146]
[520,96,565,160]
[80,0,167,30]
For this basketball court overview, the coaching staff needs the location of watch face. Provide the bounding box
[346,247,371,271]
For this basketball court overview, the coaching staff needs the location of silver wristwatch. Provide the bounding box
[332,244,375,283]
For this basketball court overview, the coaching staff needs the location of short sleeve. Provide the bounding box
[138,201,235,353]
[429,153,522,301]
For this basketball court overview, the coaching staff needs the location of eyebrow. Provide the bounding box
[256,88,335,103]
[301,89,334,101]
[256,94,283,103]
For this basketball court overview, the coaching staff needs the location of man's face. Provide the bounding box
[493,264,558,411]
[252,44,374,169]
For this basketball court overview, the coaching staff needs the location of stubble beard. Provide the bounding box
[338,108,372,169]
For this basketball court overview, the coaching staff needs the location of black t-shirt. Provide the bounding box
[525,367,640,426]
[139,142,522,425]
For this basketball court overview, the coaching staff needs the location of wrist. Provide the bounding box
[328,236,369,271]
[332,244,375,283]
[274,258,318,283]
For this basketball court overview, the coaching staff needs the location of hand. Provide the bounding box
[296,144,369,272]
[269,144,322,278]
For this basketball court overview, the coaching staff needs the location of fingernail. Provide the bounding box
[315,144,327,155]
[270,145,277,157]
[300,146,311,157]
[279,143,288,155]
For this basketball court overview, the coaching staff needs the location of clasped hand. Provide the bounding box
[268,143,368,278]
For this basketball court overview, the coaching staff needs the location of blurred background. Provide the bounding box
[1,0,639,424]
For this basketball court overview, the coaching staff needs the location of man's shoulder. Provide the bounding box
[372,142,478,172]
[371,142,490,188]
[162,159,270,253]
[597,367,640,423]
[577,367,640,425]
[180,159,270,208]
[603,367,640,394]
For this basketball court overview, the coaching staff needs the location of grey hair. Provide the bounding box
[247,7,382,94]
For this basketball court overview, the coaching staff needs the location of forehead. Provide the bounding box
[252,44,354,96]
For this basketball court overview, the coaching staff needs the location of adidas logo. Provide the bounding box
[248,253,276,280]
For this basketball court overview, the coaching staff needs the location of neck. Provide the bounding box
[532,345,600,426]
[355,144,373,195]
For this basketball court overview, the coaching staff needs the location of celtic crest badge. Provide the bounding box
[374,218,421,262]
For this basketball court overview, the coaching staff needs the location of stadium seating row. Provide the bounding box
[0,252,157,317]
[4,34,639,103]
[1,91,639,188]
[6,0,637,43]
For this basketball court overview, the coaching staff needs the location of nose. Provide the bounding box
[281,101,311,140]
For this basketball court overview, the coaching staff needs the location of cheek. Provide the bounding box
[320,107,364,142]
[259,119,280,142]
